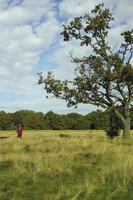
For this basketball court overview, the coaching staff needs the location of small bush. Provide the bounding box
[106,128,120,139]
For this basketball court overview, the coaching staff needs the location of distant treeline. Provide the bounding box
[0,108,133,130]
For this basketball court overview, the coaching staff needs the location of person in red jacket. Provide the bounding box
[17,124,23,138]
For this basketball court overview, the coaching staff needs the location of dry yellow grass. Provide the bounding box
[0,130,133,200]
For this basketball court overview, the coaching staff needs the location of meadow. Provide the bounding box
[0,130,133,200]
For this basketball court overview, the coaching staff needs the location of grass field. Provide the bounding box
[0,130,133,200]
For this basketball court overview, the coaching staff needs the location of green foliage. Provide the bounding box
[0,112,13,130]
[105,109,121,139]
[106,129,120,139]
[86,110,109,130]
[13,110,45,130]
[0,108,133,131]
[65,113,89,130]
[44,111,62,130]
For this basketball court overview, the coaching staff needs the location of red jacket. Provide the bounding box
[19,127,22,135]
[16,127,23,135]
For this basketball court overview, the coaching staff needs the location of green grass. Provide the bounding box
[0,130,133,200]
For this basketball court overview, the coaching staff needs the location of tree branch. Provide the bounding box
[127,45,133,64]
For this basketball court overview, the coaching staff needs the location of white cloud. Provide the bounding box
[0,97,97,115]
[59,0,133,27]
[107,0,133,27]
[47,39,92,81]
[59,0,101,18]
[0,0,132,114]
[0,0,59,95]
[0,0,55,27]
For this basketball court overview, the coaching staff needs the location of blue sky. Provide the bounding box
[0,0,132,114]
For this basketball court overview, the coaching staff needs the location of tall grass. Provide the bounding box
[0,130,133,200]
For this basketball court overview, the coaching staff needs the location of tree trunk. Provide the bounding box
[123,104,131,139]
[123,117,130,139]
[114,105,131,139]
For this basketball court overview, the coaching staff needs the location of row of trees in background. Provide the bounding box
[0,107,133,131]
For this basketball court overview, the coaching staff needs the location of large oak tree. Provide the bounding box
[38,3,133,138]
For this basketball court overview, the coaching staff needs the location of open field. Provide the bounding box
[0,130,133,200]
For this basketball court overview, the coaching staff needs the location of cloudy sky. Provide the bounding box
[0,0,132,114]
